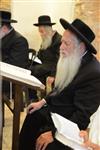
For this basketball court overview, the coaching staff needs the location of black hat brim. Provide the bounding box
[1,19,17,23]
[60,18,97,54]
[33,22,56,26]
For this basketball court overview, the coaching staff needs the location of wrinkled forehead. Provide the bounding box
[39,25,52,33]
[62,29,79,43]
[38,25,50,32]
[63,29,78,39]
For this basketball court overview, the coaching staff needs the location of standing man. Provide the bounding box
[0,10,29,97]
[19,18,100,150]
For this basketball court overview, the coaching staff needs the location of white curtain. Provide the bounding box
[89,105,100,145]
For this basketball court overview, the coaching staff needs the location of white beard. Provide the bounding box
[41,34,52,50]
[55,48,82,93]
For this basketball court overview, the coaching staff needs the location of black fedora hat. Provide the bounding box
[60,18,96,54]
[0,11,17,23]
[33,15,56,26]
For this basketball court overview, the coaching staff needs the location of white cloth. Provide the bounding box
[89,106,100,145]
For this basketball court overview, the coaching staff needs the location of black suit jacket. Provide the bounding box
[31,31,61,84]
[1,28,29,94]
[1,28,29,68]
[46,52,100,130]
[19,53,100,150]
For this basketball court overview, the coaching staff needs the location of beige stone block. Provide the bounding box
[0,0,11,12]
[74,0,100,60]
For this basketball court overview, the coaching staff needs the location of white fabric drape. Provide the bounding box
[89,105,100,145]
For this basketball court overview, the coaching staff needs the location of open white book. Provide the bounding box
[51,113,88,150]
[0,61,45,90]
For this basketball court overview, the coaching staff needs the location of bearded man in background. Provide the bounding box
[30,15,61,84]
[29,15,61,100]
[19,18,100,150]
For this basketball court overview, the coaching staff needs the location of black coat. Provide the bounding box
[31,31,61,84]
[46,52,100,130]
[1,28,29,95]
[1,28,29,68]
[19,52,100,150]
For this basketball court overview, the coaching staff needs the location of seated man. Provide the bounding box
[0,10,29,98]
[30,15,61,84]
[29,15,61,100]
[19,18,100,150]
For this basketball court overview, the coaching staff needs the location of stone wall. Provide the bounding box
[0,0,11,11]
[74,0,100,60]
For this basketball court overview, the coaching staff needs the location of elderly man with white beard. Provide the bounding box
[19,18,100,150]
[29,15,61,100]
[30,15,61,84]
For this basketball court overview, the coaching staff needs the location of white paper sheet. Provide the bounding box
[51,113,88,150]
[29,53,42,64]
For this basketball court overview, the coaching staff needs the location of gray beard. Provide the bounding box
[41,35,52,49]
[55,49,82,93]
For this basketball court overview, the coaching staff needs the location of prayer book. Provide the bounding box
[51,113,88,150]
[0,61,45,89]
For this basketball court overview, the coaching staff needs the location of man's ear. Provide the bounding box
[79,42,86,54]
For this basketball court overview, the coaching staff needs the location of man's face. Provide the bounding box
[38,26,47,38]
[0,25,9,39]
[55,30,85,92]
[0,26,5,39]
[60,30,80,57]
[38,26,52,49]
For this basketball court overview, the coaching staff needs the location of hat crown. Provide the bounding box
[0,10,17,23]
[0,11,11,21]
[72,19,95,42]
[60,18,96,54]
[38,15,51,24]
[33,15,55,26]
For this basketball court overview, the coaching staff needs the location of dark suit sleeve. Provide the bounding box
[10,36,29,68]
[70,75,100,130]
[38,106,56,137]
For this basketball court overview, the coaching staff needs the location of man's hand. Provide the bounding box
[36,131,54,150]
[80,130,89,143]
[27,99,46,114]
[47,76,55,85]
